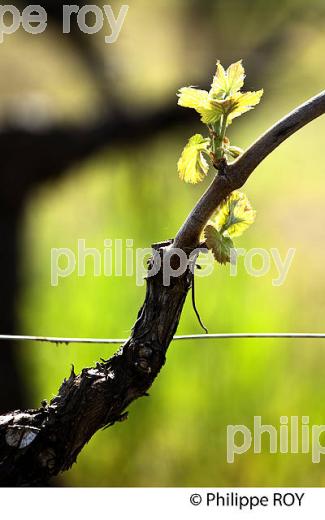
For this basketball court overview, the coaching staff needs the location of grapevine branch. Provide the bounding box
[0,90,324,486]
[174,90,325,249]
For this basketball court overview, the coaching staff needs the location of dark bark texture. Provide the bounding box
[0,247,192,486]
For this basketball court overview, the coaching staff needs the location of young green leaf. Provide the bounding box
[210,191,256,237]
[177,134,211,184]
[210,62,228,98]
[227,90,264,124]
[177,61,262,125]
[204,225,234,264]
[176,60,263,177]
[226,61,246,95]
[208,89,263,123]
[177,87,222,124]
[177,87,210,109]
[211,60,245,98]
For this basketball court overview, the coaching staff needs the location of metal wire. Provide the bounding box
[0,333,324,345]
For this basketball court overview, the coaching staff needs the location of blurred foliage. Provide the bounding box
[2,0,325,485]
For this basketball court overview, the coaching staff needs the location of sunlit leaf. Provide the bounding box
[177,87,210,109]
[209,98,236,113]
[204,225,234,264]
[226,61,245,95]
[177,87,222,124]
[211,60,245,98]
[177,134,211,184]
[227,89,264,123]
[210,61,228,98]
[210,191,256,237]
[199,105,223,124]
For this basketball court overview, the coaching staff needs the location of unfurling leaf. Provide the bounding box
[226,61,246,95]
[208,89,263,124]
[176,60,263,181]
[211,60,245,98]
[177,87,210,109]
[210,191,256,238]
[177,134,211,184]
[227,90,263,124]
[177,87,222,124]
[204,225,234,264]
[177,60,262,127]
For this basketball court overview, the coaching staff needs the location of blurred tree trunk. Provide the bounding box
[0,207,26,412]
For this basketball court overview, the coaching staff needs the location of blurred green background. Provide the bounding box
[1,0,325,486]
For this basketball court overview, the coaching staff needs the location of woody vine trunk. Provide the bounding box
[0,245,192,486]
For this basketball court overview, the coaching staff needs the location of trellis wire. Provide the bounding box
[0,333,324,345]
